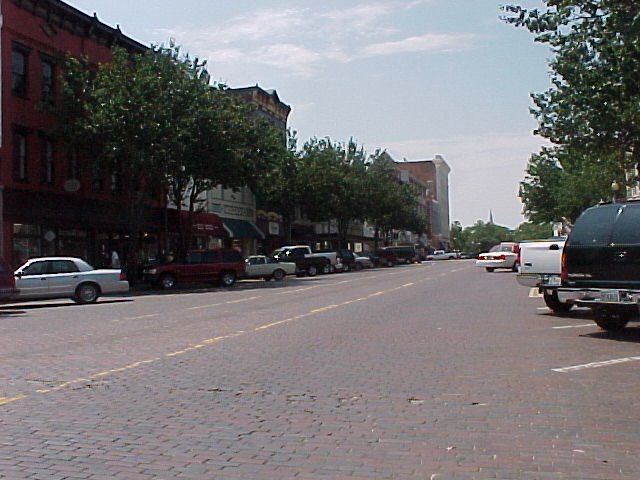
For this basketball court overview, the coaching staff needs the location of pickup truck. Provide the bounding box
[426,250,458,260]
[244,255,296,281]
[271,246,333,277]
[516,237,567,313]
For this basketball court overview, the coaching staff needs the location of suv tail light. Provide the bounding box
[119,271,127,281]
[560,252,567,282]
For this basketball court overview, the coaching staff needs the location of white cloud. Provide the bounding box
[217,8,308,43]
[362,32,476,57]
[153,2,476,78]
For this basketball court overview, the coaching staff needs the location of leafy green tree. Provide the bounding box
[464,221,514,254]
[361,152,424,247]
[514,221,554,241]
[62,46,189,272]
[253,130,302,244]
[503,1,640,221]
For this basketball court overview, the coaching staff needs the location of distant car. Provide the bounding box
[244,255,296,281]
[476,242,520,272]
[426,250,458,261]
[365,249,397,267]
[14,257,129,304]
[353,253,374,270]
[382,246,419,264]
[0,258,18,301]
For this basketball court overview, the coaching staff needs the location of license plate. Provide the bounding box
[601,290,621,303]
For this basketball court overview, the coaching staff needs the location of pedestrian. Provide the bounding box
[111,249,121,269]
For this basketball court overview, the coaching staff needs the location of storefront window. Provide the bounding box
[13,224,40,267]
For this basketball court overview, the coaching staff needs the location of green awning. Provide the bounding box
[222,218,265,239]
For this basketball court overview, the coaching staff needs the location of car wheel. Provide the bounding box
[593,307,630,331]
[543,290,572,314]
[74,282,99,304]
[307,265,318,277]
[485,267,495,272]
[353,262,363,271]
[405,259,411,265]
[159,273,176,290]
[343,263,351,273]
[221,271,236,287]
[387,260,394,267]
[272,269,285,281]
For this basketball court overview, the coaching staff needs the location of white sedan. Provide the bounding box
[475,243,519,272]
[14,257,129,304]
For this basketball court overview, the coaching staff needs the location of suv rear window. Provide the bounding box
[567,204,620,246]
[612,204,640,245]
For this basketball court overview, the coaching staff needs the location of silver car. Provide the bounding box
[14,257,129,304]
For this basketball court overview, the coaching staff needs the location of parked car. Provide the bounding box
[244,255,296,281]
[14,257,128,304]
[426,250,458,260]
[353,253,374,270]
[476,242,520,272]
[271,246,330,277]
[333,250,374,271]
[0,258,18,301]
[541,201,640,330]
[382,246,419,264]
[142,249,245,289]
[516,237,566,290]
[362,249,397,267]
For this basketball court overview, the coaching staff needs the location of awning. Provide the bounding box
[166,209,225,237]
[222,218,265,240]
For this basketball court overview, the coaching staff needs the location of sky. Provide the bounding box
[65,0,552,228]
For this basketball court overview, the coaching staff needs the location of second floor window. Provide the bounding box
[12,49,28,97]
[41,138,54,185]
[13,131,28,181]
[41,59,54,104]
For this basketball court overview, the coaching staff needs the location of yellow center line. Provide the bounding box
[1,276,428,406]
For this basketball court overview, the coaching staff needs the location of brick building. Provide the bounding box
[1,0,155,268]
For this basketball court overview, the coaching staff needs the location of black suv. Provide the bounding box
[544,201,640,330]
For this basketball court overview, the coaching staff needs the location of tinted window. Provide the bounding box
[50,260,79,274]
[202,250,220,263]
[222,250,242,262]
[23,261,48,275]
[567,205,620,246]
[612,205,640,245]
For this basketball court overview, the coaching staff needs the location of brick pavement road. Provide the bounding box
[1,261,639,479]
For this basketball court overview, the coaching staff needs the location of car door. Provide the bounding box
[46,260,81,298]
[15,260,50,298]
[247,256,267,276]
[202,250,221,281]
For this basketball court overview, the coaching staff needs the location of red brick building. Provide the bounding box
[1,0,154,267]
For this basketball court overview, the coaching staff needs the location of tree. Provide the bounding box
[253,130,302,244]
[63,46,189,273]
[503,1,640,221]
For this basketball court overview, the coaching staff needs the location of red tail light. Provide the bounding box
[119,271,127,281]
[560,252,567,281]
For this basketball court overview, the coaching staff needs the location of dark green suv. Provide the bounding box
[545,201,640,330]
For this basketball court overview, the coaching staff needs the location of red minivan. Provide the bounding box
[142,249,245,289]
